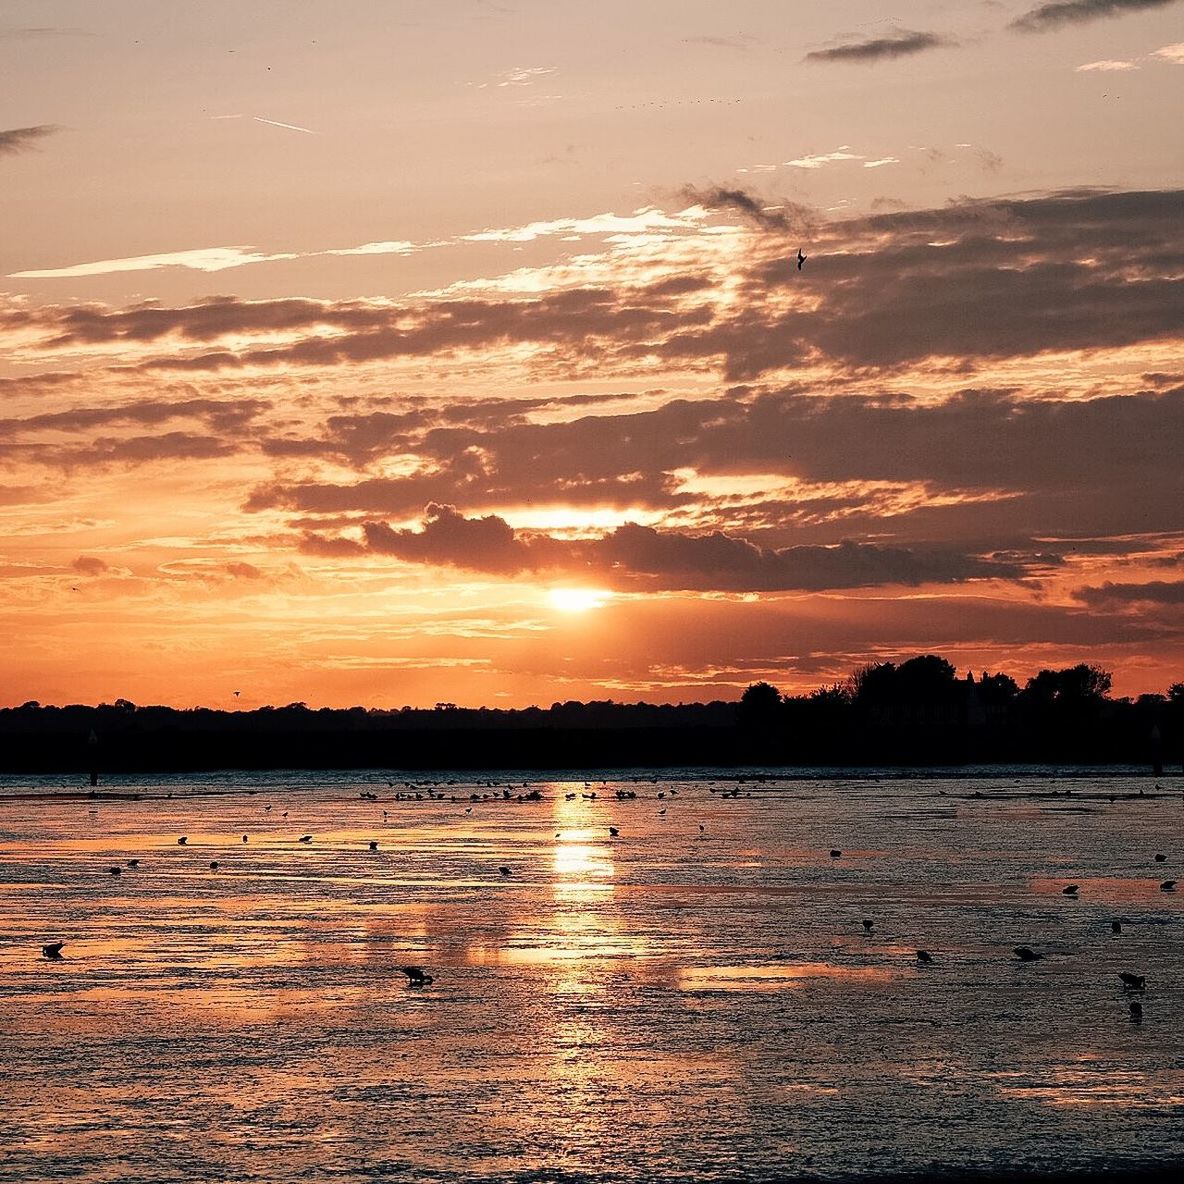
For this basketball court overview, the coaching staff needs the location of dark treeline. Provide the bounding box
[1,655,1182,774]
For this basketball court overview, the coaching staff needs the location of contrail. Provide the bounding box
[209,114,317,135]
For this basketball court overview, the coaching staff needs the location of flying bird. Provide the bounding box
[797,247,807,270]
[42,942,64,959]
[400,966,433,987]
[1013,947,1042,962]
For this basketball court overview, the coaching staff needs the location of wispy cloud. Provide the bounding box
[677,186,814,233]
[805,30,954,64]
[10,246,298,279]
[863,157,900,169]
[785,146,864,169]
[472,65,558,89]
[1011,0,1181,34]
[1076,58,1140,69]
[1151,41,1184,61]
[0,124,63,157]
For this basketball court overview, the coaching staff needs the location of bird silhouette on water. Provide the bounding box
[1062,884,1079,897]
[369,841,379,851]
[42,942,64,959]
[862,919,874,933]
[1129,1000,1143,1021]
[609,827,619,837]
[126,858,139,868]
[108,866,121,876]
[242,835,248,843]
[1161,879,1177,892]
[210,861,220,871]
[1154,853,1167,863]
[499,866,512,876]
[1118,971,1146,991]
[830,849,842,859]
[298,835,313,843]
[1111,919,1122,934]
[1014,947,1042,962]
[177,836,188,845]
[400,966,433,987]
[916,950,933,964]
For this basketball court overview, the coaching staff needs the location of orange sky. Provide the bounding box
[2,0,1184,708]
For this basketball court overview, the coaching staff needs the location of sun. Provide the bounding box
[548,587,612,613]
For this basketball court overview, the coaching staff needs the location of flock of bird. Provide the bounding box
[32,776,1175,1024]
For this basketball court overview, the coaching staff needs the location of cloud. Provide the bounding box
[676,185,814,233]
[805,30,954,64]
[339,505,1026,591]
[10,246,298,279]
[1011,0,1181,34]
[0,124,63,157]
[784,147,863,169]
[1150,41,1184,62]
[1075,579,1184,605]
[72,556,109,576]
[1076,58,1140,69]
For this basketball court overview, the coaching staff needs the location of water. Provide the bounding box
[1,769,1182,1182]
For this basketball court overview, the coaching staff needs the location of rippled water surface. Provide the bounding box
[1,769,1183,1182]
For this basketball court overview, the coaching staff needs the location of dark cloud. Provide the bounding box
[677,185,815,234]
[1011,0,1180,34]
[71,556,108,576]
[805,30,954,64]
[1075,580,1184,605]
[226,562,265,580]
[0,124,63,157]
[338,504,1027,592]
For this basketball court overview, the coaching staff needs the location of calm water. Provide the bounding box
[1,769,1182,1183]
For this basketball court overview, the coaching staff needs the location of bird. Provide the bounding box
[609,827,619,837]
[1014,947,1042,962]
[498,866,512,876]
[1130,1000,1143,1021]
[658,808,666,816]
[916,950,933,964]
[1118,971,1146,991]
[1154,853,1167,863]
[862,919,874,933]
[1160,880,1177,892]
[210,861,220,871]
[42,942,64,959]
[108,866,121,876]
[233,691,241,697]
[242,835,248,843]
[126,859,139,868]
[369,841,379,851]
[830,849,842,859]
[796,247,807,270]
[1062,884,1079,896]
[298,835,313,843]
[1111,919,1122,934]
[400,966,433,987]
[177,836,188,845]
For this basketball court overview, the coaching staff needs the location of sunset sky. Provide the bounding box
[2,0,1183,708]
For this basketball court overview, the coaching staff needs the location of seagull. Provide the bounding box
[369,841,379,851]
[210,861,220,871]
[400,966,433,987]
[830,849,842,859]
[1062,884,1079,896]
[298,835,313,843]
[108,866,121,876]
[42,942,65,959]
[609,827,619,837]
[1014,947,1042,962]
[1118,971,1146,991]
[1130,1000,1143,1021]
[177,836,188,845]
[1154,853,1167,862]
[499,866,512,876]
[796,247,806,270]
[1111,919,1122,934]
[126,859,139,868]
[1161,880,1177,892]
[915,950,933,964]
[862,919,874,932]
